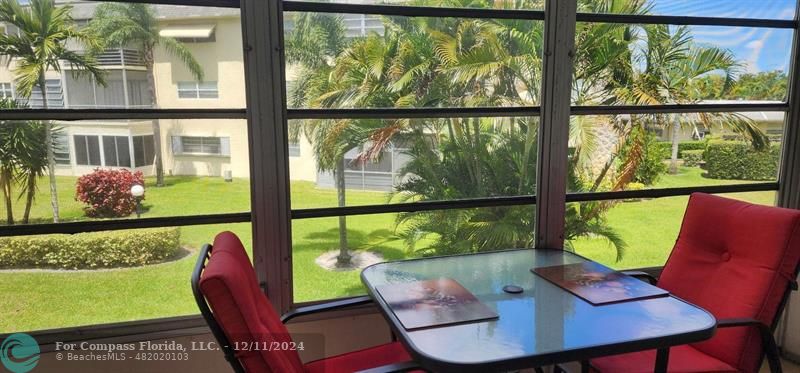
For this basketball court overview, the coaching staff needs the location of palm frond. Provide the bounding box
[159,36,204,81]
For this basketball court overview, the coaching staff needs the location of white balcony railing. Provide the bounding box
[95,48,145,67]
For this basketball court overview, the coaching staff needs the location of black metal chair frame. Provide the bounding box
[191,243,422,373]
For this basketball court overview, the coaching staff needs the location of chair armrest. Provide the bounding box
[621,270,658,285]
[281,295,373,323]
[355,360,423,373]
[718,318,782,373]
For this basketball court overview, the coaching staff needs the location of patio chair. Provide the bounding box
[586,193,800,373]
[192,231,422,373]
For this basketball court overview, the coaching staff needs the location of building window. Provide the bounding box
[159,24,217,43]
[64,71,152,109]
[172,136,230,156]
[28,79,64,108]
[102,136,132,168]
[177,81,218,99]
[74,135,101,166]
[0,82,13,99]
[342,14,384,37]
[133,135,156,167]
[53,133,70,165]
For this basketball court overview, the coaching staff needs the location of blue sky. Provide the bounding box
[648,0,796,73]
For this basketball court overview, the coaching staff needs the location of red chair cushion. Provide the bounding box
[591,345,737,373]
[656,193,800,372]
[304,341,413,373]
[200,232,418,373]
[200,231,305,373]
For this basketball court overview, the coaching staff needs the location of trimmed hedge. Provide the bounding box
[657,140,706,159]
[0,228,181,269]
[704,141,780,180]
[682,150,704,167]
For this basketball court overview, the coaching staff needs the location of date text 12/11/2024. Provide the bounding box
[54,340,305,353]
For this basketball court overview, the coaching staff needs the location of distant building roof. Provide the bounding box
[700,100,785,122]
[55,1,239,21]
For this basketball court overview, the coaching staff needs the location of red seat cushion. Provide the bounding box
[592,194,800,373]
[304,341,413,373]
[200,232,417,373]
[591,345,737,373]
[200,232,305,373]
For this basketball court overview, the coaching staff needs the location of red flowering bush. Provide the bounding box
[76,169,145,218]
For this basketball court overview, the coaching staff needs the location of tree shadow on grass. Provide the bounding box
[295,227,407,261]
[143,176,198,188]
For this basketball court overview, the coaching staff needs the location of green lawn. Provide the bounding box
[0,167,775,332]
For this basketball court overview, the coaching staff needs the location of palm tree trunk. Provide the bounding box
[22,174,35,224]
[145,50,165,187]
[669,116,680,174]
[40,74,60,223]
[335,156,350,265]
[1,172,13,225]
[518,121,537,193]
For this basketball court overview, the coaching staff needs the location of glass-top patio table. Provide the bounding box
[360,249,717,373]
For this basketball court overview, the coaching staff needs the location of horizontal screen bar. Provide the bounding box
[576,12,796,29]
[572,103,790,115]
[0,109,248,121]
[93,0,240,8]
[565,183,779,202]
[283,1,794,29]
[290,183,778,219]
[0,212,252,237]
[288,107,541,120]
[283,1,545,20]
[287,103,787,120]
[291,195,538,219]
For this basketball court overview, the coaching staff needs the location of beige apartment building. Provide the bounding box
[0,0,408,190]
[1,1,784,191]
[0,1,318,181]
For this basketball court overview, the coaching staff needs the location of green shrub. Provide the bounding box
[704,141,780,180]
[657,140,707,159]
[620,132,668,185]
[625,182,645,191]
[683,150,704,167]
[0,228,181,269]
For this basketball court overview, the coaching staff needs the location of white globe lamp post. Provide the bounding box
[131,184,145,218]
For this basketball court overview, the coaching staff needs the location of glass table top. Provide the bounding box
[361,249,717,371]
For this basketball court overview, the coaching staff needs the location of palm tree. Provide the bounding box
[0,99,22,225]
[617,25,768,175]
[287,12,356,264]
[0,98,48,225]
[0,0,105,223]
[16,120,50,224]
[393,122,628,259]
[289,2,632,259]
[89,3,204,187]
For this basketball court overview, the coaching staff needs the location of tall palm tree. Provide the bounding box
[17,120,50,224]
[89,3,204,187]
[0,98,48,225]
[617,25,768,175]
[0,0,105,223]
[0,99,22,224]
[287,12,356,264]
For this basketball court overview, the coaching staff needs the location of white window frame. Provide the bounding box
[73,134,103,167]
[0,82,13,99]
[172,135,231,156]
[101,135,134,168]
[177,81,219,99]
